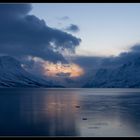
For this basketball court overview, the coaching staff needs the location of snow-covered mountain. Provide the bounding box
[84,57,140,88]
[0,56,63,87]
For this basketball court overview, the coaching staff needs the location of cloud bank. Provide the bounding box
[0,4,81,63]
[72,44,140,79]
[65,24,80,33]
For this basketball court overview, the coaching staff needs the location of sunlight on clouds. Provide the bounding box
[43,61,84,78]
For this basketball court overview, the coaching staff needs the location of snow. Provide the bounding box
[0,56,63,88]
[84,57,140,88]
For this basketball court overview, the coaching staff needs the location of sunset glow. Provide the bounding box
[43,61,84,78]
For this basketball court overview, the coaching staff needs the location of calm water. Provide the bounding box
[0,88,140,136]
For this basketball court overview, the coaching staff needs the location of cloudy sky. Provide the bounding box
[31,3,140,57]
[1,3,140,87]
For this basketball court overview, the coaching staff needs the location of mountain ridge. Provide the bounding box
[84,56,140,88]
[0,56,64,88]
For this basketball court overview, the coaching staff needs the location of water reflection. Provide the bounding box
[0,89,140,136]
[19,89,80,136]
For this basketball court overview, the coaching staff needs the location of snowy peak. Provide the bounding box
[0,56,63,88]
[84,57,140,88]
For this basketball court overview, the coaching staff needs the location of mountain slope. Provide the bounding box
[0,56,63,87]
[84,57,140,88]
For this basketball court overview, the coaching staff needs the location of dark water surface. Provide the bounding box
[0,88,140,136]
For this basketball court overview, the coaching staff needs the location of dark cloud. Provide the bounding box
[113,44,140,65]
[72,56,104,70]
[130,44,140,52]
[0,4,31,18]
[65,24,80,33]
[0,4,81,63]
[72,44,140,80]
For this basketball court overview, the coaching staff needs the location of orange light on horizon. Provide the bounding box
[43,61,84,78]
